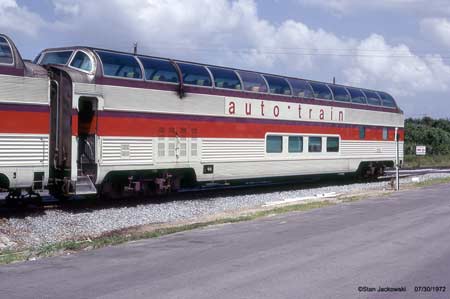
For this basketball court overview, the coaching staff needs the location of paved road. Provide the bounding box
[2,184,450,299]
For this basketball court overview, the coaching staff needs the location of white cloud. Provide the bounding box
[45,0,450,95]
[297,0,450,16]
[3,0,450,115]
[0,0,45,36]
[420,18,450,48]
[343,34,450,96]
[52,0,80,16]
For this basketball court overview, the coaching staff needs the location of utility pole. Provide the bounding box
[333,77,336,85]
[133,42,138,55]
[395,127,400,191]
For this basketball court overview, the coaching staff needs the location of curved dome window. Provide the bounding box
[0,37,13,65]
[70,51,93,72]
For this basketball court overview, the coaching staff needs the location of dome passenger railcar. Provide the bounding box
[0,33,404,199]
[0,34,50,201]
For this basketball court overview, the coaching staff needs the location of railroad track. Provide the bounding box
[1,168,449,215]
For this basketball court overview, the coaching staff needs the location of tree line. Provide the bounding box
[404,117,450,155]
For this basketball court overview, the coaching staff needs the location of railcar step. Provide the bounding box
[75,175,97,195]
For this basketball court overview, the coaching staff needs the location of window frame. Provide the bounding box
[308,136,323,153]
[326,137,340,153]
[236,70,269,94]
[207,66,243,90]
[329,85,351,103]
[68,50,95,74]
[263,75,293,96]
[309,81,334,101]
[287,78,314,99]
[176,62,213,88]
[0,36,14,66]
[347,87,368,105]
[138,56,180,85]
[288,136,304,153]
[378,91,398,109]
[382,127,389,140]
[359,127,366,139]
[362,89,382,107]
[95,50,144,81]
[38,50,75,66]
[266,135,283,153]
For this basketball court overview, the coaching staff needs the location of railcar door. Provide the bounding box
[76,97,98,190]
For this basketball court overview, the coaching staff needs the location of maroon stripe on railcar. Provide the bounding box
[0,66,24,77]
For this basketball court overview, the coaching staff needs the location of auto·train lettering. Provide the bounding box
[225,98,345,122]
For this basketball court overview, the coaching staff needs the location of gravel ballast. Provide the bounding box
[1,173,449,250]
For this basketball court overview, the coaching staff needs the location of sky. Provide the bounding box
[1,0,450,118]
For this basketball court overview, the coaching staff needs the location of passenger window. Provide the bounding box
[264,75,292,95]
[70,51,93,72]
[362,90,382,106]
[329,85,351,102]
[266,135,282,153]
[288,78,314,98]
[308,137,322,152]
[309,82,333,100]
[208,67,241,89]
[237,71,268,93]
[378,92,397,108]
[288,136,303,153]
[382,128,389,140]
[359,127,366,139]
[0,37,13,65]
[97,51,142,79]
[177,63,212,86]
[347,88,367,104]
[40,51,73,65]
[139,57,179,83]
[327,137,340,152]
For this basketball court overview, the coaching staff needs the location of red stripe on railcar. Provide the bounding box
[72,113,78,136]
[97,113,404,141]
[0,110,50,134]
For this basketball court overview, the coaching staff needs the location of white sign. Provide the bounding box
[416,145,426,156]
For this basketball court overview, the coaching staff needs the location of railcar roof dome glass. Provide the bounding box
[329,85,351,102]
[40,51,73,65]
[139,57,179,83]
[347,87,367,104]
[70,51,93,72]
[208,67,241,90]
[237,71,268,93]
[177,62,212,86]
[96,51,143,79]
[288,78,314,98]
[309,82,333,100]
[378,91,397,108]
[0,37,13,65]
[362,90,382,106]
[264,75,292,95]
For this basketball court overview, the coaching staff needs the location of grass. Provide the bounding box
[0,200,335,265]
[404,154,450,169]
[341,195,365,203]
[2,174,450,266]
